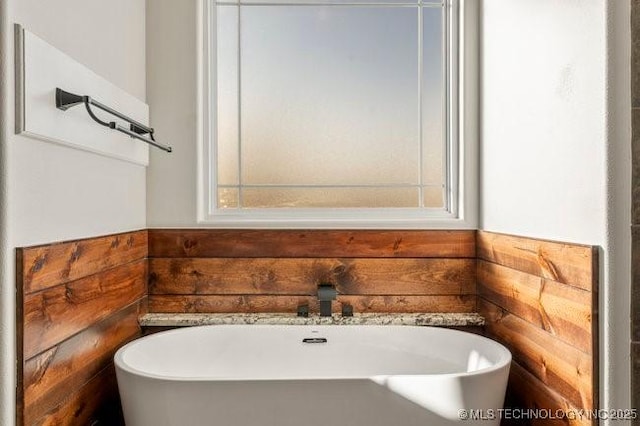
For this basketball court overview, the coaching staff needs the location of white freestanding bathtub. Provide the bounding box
[115,325,511,426]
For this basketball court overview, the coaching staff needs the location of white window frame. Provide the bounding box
[197,0,477,229]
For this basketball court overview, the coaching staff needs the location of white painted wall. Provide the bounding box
[146,0,199,227]
[480,0,631,423]
[0,0,147,424]
[480,0,607,244]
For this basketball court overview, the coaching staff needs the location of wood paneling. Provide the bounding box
[148,230,476,315]
[476,231,596,291]
[16,228,599,426]
[149,258,475,296]
[21,230,147,294]
[505,362,590,426]
[149,294,476,313]
[149,229,476,258]
[23,302,142,423]
[477,231,598,425]
[29,365,123,426]
[477,260,592,353]
[17,230,147,426]
[480,300,592,410]
[23,260,146,359]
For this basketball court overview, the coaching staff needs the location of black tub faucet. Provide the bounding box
[317,283,337,317]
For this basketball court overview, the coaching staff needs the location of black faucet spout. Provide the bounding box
[317,283,337,317]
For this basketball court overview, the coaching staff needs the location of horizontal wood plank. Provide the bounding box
[148,229,476,258]
[149,258,476,296]
[23,260,146,359]
[20,230,147,294]
[149,294,476,314]
[23,302,142,423]
[476,231,596,291]
[477,260,592,354]
[479,299,592,411]
[506,361,592,426]
[29,364,123,426]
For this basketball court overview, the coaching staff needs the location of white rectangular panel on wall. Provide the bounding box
[15,24,150,166]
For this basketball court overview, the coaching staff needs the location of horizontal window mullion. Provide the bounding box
[216,2,443,7]
[219,184,445,188]
[212,207,452,215]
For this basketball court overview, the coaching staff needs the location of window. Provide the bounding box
[200,0,474,227]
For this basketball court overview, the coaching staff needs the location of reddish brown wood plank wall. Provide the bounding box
[16,230,148,426]
[477,231,598,426]
[15,228,599,426]
[147,230,477,314]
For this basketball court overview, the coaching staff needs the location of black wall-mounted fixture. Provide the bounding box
[55,88,172,153]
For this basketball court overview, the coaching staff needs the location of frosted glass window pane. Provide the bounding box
[423,186,444,208]
[422,7,443,186]
[218,187,239,208]
[216,6,239,185]
[239,7,420,186]
[241,187,419,208]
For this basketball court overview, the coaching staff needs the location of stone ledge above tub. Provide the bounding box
[139,313,485,327]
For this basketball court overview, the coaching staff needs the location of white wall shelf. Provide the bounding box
[15,24,150,166]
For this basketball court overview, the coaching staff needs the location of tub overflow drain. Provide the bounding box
[302,338,327,344]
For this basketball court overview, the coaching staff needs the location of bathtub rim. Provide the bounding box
[114,324,512,382]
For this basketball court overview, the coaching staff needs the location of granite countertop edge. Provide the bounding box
[139,312,485,327]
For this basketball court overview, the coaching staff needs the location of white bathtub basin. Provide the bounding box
[115,325,510,426]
